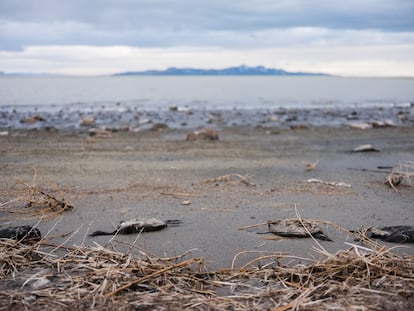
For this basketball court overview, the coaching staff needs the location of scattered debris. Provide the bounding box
[1,169,74,219]
[89,218,181,236]
[186,127,219,141]
[0,226,41,242]
[18,178,74,214]
[355,226,414,243]
[353,144,380,152]
[202,174,256,186]
[307,178,351,188]
[20,114,45,123]
[303,160,319,171]
[385,172,402,191]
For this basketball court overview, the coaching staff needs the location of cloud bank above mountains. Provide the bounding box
[1,0,413,76]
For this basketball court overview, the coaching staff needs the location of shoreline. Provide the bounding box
[1,103,413,131]
[1,126,413,270]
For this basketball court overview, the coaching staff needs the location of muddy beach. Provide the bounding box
[1,125,413,269]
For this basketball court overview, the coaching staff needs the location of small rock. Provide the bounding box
[350,123,372,130]
[139,119,151,125]
[397,112,408,121]
[396,102,411,108]
[181,200,191,205]
[80,115,95,126]
[186,128,219,141]
[290,124,308,130]
[371,120,395,128]
[0,131,9,136]
[151,123,168,131]
[88,128,112,137]
[268,116,279,122]
[265,129,280,135]
[20,114,45,123]
[177,106,191,113]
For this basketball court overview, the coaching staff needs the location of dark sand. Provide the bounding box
[1,126,413,269]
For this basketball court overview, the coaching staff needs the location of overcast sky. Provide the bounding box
[1,0,413,76]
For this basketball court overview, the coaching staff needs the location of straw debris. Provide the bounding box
[1,169,73,220]
[202,174,256,186]
[0,237,413,310]
[385,161,414,191]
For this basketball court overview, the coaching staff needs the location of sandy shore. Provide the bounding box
[1,126,413,270]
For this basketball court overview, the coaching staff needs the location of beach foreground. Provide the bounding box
[0,126,413,309]
[1,126,414,266]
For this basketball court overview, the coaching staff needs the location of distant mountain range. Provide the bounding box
[114,65,329,76]
[0,65,329,77]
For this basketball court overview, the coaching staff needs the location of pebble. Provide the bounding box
[88,128,112,137]
[20,114,45,123]
[186,127,219,141]
[80,115,95,126]
[350,123,372,130]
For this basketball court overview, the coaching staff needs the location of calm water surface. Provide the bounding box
[1,76,413,112]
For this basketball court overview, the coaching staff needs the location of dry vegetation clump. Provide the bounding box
[0,237,413,310]
[1,169,73,220]
[385,161,414,191]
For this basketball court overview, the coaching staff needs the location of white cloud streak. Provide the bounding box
[0,1,413,76]
[1,42,413,77]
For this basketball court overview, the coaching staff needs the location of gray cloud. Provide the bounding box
[1,0,414,50]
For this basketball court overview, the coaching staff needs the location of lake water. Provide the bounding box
[1,76,413,112]
[1,76,413,129]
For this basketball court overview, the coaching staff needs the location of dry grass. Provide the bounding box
[0,236,413,310]
[0,169,73,220]
[386,161,414,191]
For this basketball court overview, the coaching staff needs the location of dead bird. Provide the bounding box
[0,225,42,242]
[89,218,181,237]
[355,226,414,243]
[260,219,332,241]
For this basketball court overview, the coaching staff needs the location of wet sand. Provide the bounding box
[1,126,413,270]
